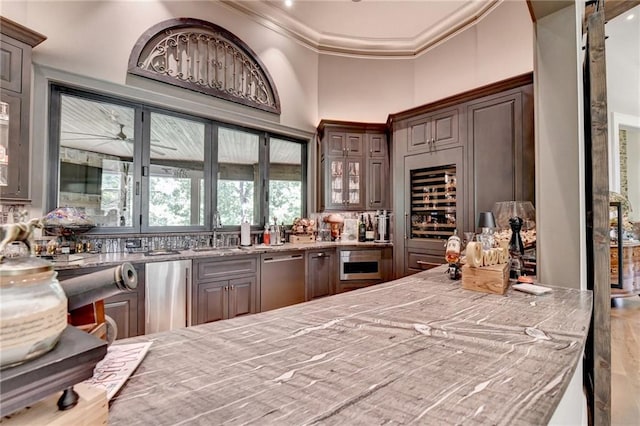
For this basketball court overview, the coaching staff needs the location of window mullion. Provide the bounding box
[137,108,149,232]
[208,123,217,231]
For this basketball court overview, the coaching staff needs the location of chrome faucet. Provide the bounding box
[212,211,222,248]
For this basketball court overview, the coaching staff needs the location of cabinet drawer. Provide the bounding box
[196,256,258,281]
[407,252,444,271]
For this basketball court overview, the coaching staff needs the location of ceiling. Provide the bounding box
[221,0,501,57]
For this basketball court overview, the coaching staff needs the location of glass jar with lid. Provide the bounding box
[0,256,67,368]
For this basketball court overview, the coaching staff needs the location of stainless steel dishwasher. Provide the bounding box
[145,259,192,333]
[261,252,305,311]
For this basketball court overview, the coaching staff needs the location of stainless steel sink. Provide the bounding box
[191,247,243,253]
[144,249,181,256]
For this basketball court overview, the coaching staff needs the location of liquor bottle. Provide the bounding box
[358,215,366,242]
[445,229,461,264]
[365,214,374,241]
[263,224,270,245]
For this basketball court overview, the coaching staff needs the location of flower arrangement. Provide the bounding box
[292,217,316,235]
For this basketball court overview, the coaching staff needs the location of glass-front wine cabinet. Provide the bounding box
[404,148,463,255]
[409,164,457,241]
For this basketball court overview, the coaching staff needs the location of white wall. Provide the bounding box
[317,0,533,123]
[413,0,533,107]
[1,0,319,131]
[606,7,640,120]
[318,56,413,123]
[605,6,640,191]
[625,127,640,221]
[534,4,585,290]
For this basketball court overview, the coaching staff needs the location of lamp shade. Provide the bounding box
[477,211,496,229]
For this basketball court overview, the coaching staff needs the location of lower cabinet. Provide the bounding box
[406,249,445,275]
[56,263,145,340]
[306,249,336,300]
[104,290,141,339]
[192,256,258,326]
[194,276,257,324]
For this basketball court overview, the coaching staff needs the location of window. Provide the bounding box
[269,137,304,225]
[216,127,260,226]
[48,85,306,233]
[55,94,137,228]
[147,112,206,228]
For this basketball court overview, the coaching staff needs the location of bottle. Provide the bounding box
[358,215,366,242]
[271,224,279,245]
[263,224,270,245]
[508,217,524,279]
[365,214,374,241]
[280,222,286,243]
[445,229,461,264]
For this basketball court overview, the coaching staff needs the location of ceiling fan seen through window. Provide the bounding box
[62,123,178,156]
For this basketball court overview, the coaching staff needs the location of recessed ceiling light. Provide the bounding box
[285,0,293,7]
[626,14,635,20]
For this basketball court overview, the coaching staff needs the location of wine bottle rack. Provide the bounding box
[410,164,457,241]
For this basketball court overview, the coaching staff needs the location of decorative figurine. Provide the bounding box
[0,218,43,260]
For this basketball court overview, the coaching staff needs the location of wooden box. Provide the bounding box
[461,262,510,295]
[290,234,315,244]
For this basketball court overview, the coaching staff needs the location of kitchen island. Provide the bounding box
[108,266,592,425]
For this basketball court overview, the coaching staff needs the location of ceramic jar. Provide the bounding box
[0,256,67,368]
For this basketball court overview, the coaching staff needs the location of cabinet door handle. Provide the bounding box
[230,285,235,290]
[317,253,324,257]
[405,212,409,240]
[224,286,229,291]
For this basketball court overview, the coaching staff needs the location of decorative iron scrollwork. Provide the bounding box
[128,18,280,114]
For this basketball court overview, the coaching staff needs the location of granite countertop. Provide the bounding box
[52,241,393,270]
[108,266,592,425]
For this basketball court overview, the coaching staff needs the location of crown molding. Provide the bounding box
[220,0,501,58]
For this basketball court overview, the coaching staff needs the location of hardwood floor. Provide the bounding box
[611,296,640,425]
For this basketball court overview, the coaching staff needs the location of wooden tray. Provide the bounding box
[290,234,315,244]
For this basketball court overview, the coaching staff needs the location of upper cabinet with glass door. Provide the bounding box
[0,18,46,201]
[317,120,388,211]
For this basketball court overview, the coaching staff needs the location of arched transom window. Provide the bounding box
[128,18,281,114]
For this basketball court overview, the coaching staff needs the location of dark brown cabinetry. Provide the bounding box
[391,74,534,277]
[195,276,257,324]
[464,86,535,228]
[0,18,46,201]
[192,256,258,325]
[317,121,389,211]
[306,249,336,300]
[408,107,461,153]
[56,263,145,340]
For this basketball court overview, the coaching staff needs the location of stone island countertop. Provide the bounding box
[107,266,592,425]
[51,241,392,270]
